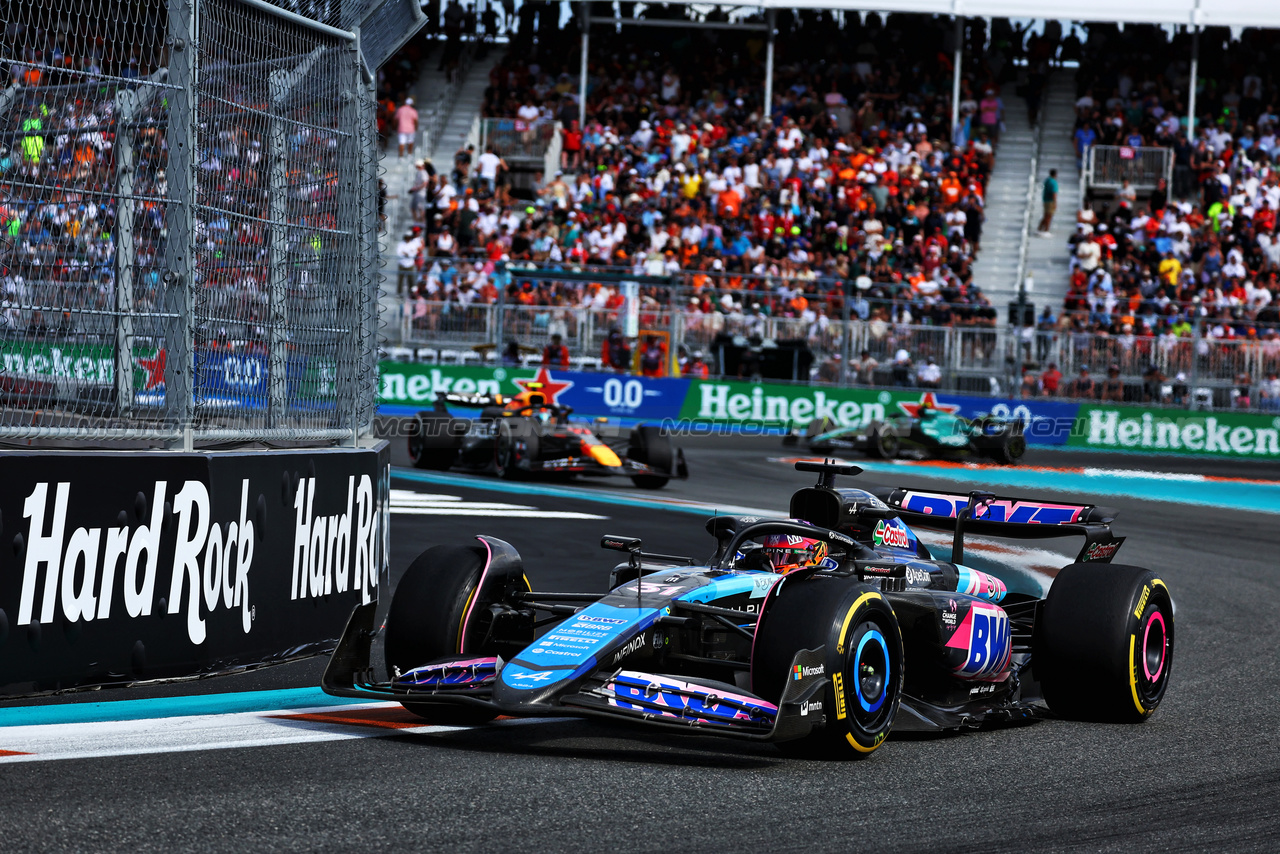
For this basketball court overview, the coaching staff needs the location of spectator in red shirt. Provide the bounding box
[561,120,582,171]
[1040,362,1062,396]
[542,333,569,368]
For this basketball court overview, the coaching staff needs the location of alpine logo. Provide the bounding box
[872,519,912,550]
[792,663,825,680]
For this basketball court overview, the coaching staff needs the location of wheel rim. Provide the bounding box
[854,629,889,713]
[1134,602,1172,707]
[879,434,897,457]
[845,619,897,733]
[1141,608,1168,685]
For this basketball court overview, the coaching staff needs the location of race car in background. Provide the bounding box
[324,461,1174,758]
[785,399,1026,464]
[406,384,687,489]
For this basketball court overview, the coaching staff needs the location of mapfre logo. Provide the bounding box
[17,480,256,645]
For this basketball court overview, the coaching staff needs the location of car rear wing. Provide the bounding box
[432,390,504,411]
[866,486,1124,566]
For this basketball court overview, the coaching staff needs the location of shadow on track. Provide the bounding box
[380,717,785,769]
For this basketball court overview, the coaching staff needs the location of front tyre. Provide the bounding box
[627,424,673,489]
[384,543,530,725]
[494,420,536,479]
[753,576,903,758]
[1035,563,1174,722]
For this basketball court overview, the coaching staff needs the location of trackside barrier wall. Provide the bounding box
[0,444,390,698]
[378,361,1280,460]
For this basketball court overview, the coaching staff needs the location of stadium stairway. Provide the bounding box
[970,71,1078,320]
[1022,70,1080,315]
[969,81,1035,313]
[376,42,504,331]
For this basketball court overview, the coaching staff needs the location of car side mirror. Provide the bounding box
[853,505,897,523]
[601,535,641,553]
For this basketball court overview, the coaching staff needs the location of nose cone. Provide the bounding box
[587,443,623,469]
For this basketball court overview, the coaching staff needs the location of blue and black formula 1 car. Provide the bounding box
[324,462,1174,757]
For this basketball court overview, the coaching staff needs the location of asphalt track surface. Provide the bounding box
[4,437,1280,852]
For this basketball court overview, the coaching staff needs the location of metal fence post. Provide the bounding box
[839,284,851,386]
[666,277,679,376]
[267,70,290,429]
[165,0,198,449]
[113,90,138,419]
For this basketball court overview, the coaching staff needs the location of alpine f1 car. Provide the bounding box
[324,461,1174,757]
[784,407,1026,464]
[405,384,688,489]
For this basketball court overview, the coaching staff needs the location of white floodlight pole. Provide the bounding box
[579,2,589,129]
[951,16,963,143]
[764,9,776,121]
[1187,25,1200,139]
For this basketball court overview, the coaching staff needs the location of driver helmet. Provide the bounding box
[506,390,547,410]
[761,526,830,574]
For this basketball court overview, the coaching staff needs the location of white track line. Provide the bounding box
[391,507,607,519]
[0,704,441,764]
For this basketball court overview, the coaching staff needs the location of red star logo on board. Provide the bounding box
[134,348,167,390]
[896,391,960,418]
[514,367,573,405]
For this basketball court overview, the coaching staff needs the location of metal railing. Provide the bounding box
[1083,144,1174,196]
[421,38,476,160]
[479,118,559,161]
[379,258,1280,409]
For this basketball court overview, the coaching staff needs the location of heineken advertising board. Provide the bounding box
[1069,405,1280,458]
[376,362,1280,458]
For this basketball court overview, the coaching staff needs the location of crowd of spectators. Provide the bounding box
[1,17,168,339]
[395,11,1024,371]
[1048,25,1280,407]
[2,10,354,355]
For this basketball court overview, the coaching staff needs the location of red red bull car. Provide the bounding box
[324,462,1174,757]
[406,386,687,489]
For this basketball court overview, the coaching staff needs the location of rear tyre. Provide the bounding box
[384,543,529,725]
[753,576,903,758]
[866,425,899,460]
[407,413,462,471]
[627,424,673,489]
[988,424,1026,465]
[1035,563,1174,723]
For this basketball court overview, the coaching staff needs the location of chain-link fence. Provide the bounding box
[0,0,382,445]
